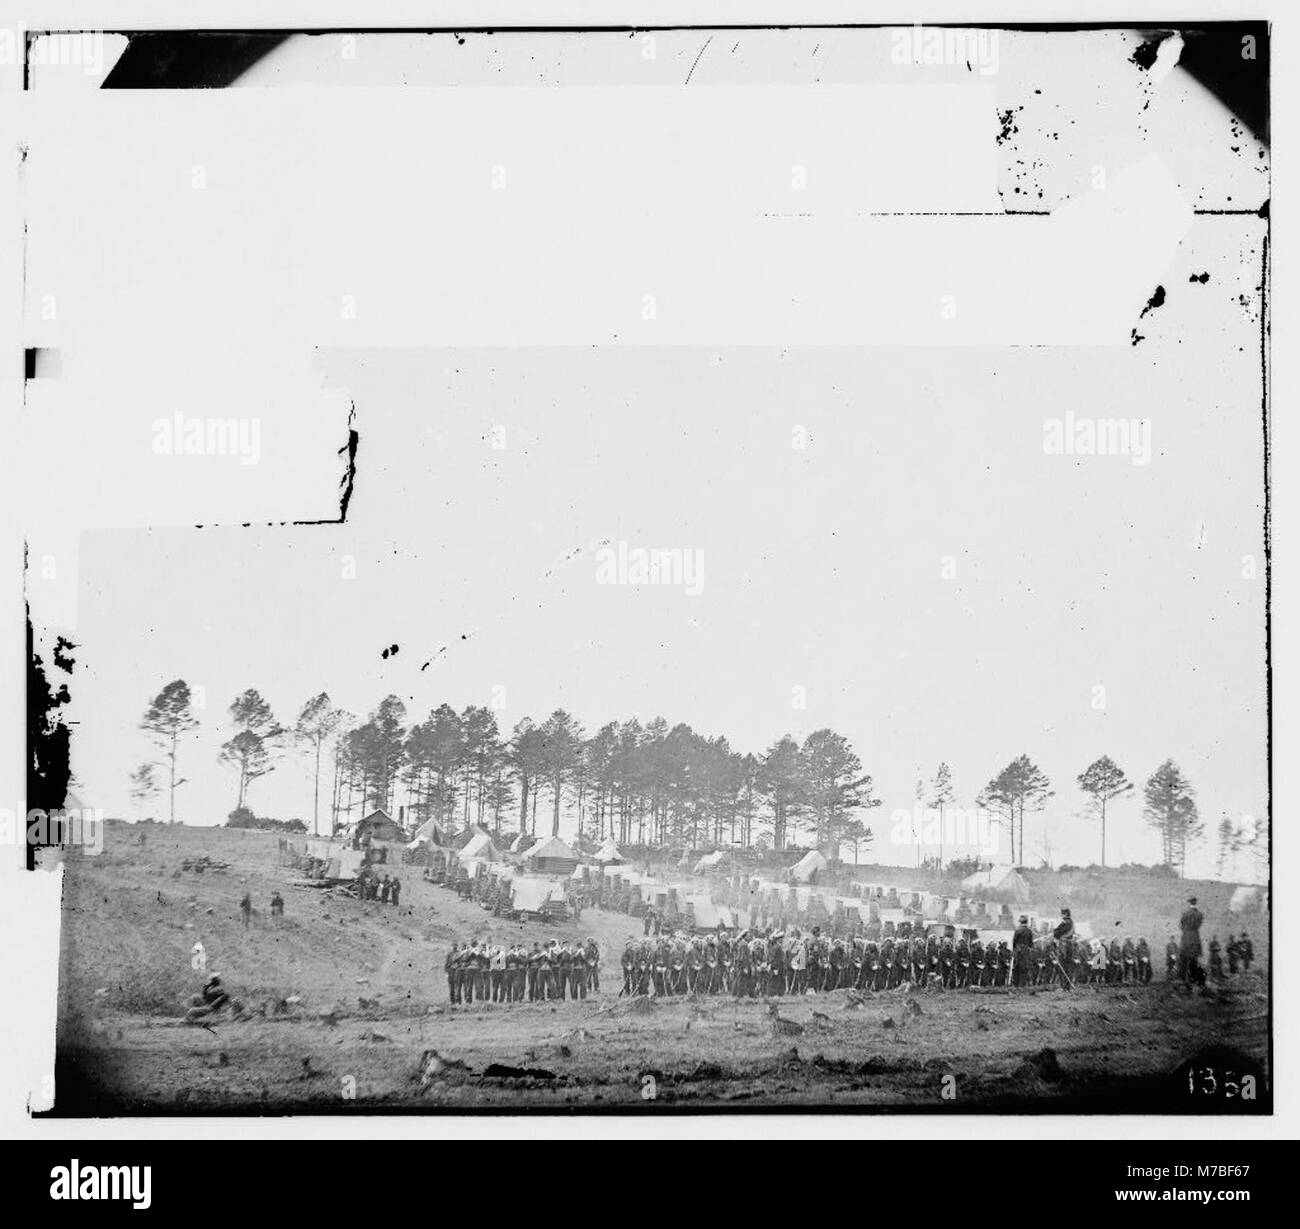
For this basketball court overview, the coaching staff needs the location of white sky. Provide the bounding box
[71,336,1267,875]
[18,26,1269,878]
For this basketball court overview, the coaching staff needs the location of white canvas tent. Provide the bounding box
[594,838,625,864]
[960,864,1030,903]
[510,877,566,914]
[460,832,500,861]
[790,850,828,883]
[694,850,726,873]
[407,818,447,849]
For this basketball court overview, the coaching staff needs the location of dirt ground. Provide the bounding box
[52,823,1270,1115]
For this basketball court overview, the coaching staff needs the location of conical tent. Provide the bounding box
[408,818,447,848]
[790,850,828,883]
[959,865,1029,903]
[595,837,625,864]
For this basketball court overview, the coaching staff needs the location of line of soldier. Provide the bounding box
[616,923,1162,997]
[444,938,601,1004]
[1187,931,1254,980]
[356,868,401,905]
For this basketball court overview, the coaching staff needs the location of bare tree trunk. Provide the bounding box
[169,730,178,823]
[312,738,322,837]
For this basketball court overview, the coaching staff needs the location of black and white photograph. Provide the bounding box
[3,2,1289,1151]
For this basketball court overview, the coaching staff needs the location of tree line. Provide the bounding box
[132,679,1239,875]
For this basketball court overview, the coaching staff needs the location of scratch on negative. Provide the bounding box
[685,36,713,85]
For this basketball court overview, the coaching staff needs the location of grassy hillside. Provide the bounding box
[53,822,1269,1114]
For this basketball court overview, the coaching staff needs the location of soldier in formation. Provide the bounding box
[446,938,599,1005]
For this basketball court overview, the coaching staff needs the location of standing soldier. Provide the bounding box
[446,942,462,1005]
[1135,937,1153,984]
[556,941,573,1001]
[270,891,284,923]
[514,944,529,1002]
[1178,896,1205,986]
[537,943,557,1001]
[1012,915,1034,987]
[636,940,654,996]
[500,943,513,1001]
[997,940,1013,988]
[733,934,752,998]
[527,942,543,1002]
[460,943,477,1004]
[954,935,971,989]
[1165,935,1179,980]
[490,943,507,1003]
[752,933,770,997]
[570,940,588,1000]
[1106,936,1122,985]
[767,932,787,997]
[1241,931,1254,971]
[620,940,635,997]
[390,875,401,908]
[1208,935,1224,981]
[474,942,490,1003]
[789,931,807,995]
[1053,909,1075,977]
[240,892,253,928]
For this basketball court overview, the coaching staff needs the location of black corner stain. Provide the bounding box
[100,32,289,89]
[1189,272,1211,284]
[1128,27,1269,144]
[27,603,76,869]
[1129,35,1165,71]
[1139,285,1167,319]
[1178,24,1270,145]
